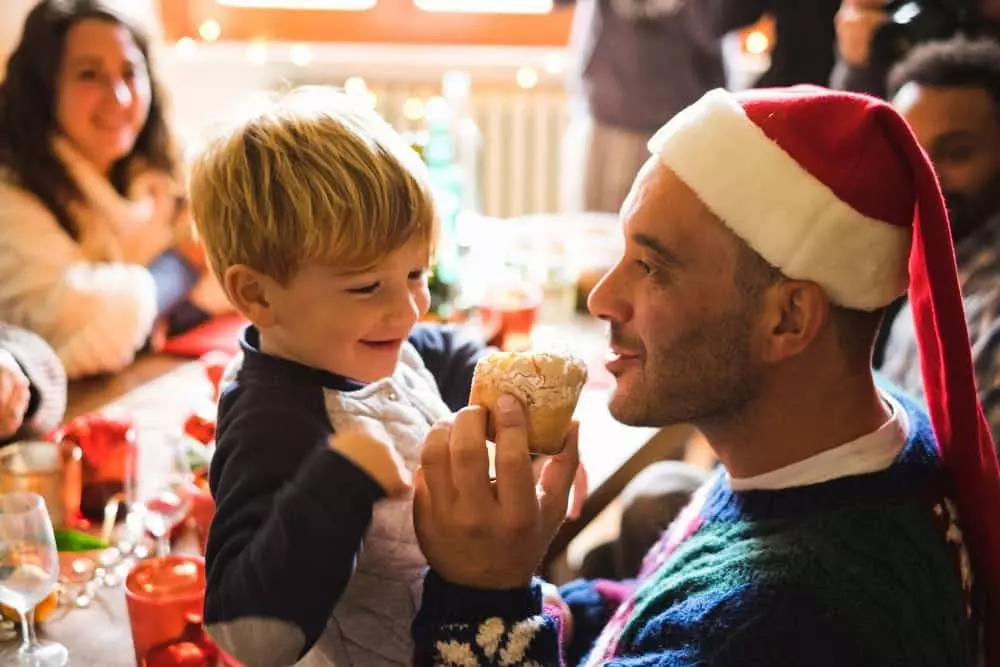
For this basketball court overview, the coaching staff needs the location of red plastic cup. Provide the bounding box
[125,555,208,665]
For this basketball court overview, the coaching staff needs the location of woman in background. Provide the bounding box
[0,0,228,379]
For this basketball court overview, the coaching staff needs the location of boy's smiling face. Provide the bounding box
[249,237,432,382]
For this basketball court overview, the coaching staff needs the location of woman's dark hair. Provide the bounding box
[0,0,178,237]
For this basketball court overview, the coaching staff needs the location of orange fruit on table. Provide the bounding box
[0,590,59,624]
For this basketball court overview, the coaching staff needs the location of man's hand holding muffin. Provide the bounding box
[413,350,586,590]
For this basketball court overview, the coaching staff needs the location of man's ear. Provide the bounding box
[758,280,830,363]
[224,265,278,328]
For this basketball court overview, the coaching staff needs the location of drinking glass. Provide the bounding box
[0,492,67,666]
[134,440,195,558]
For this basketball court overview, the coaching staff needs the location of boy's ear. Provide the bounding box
[224,265,278,327]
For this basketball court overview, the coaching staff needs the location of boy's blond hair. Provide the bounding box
[189,86,438,285]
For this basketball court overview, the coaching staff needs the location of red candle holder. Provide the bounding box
[56,410,137,525]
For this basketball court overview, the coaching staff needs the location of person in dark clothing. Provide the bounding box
[711,0,842,88]
[831,0,1000,98]
[556,0,726,213]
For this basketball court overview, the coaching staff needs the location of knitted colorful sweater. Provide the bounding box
[412,393,978,666]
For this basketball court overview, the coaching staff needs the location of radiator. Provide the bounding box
[367,80,570,218]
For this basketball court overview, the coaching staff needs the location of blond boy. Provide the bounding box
[190,88,487,667]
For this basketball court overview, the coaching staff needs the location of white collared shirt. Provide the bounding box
[730,392,910,492]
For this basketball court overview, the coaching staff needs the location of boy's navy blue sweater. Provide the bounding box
[203,323,485,665]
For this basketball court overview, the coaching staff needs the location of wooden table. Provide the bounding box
[65,355,192,421]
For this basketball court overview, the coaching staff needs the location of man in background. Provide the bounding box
[711,0,842,88]
[881,37,1000,443]
[557,0,725,213]
[832,0,1000,98]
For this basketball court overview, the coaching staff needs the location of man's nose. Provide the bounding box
[587,264,630,323]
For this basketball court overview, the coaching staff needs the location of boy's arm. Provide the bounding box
[408,323,491,411]
[204,385,385,667]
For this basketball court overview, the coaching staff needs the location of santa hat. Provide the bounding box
[648,86,1000,657]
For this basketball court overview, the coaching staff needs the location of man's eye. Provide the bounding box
[634,259,655,275]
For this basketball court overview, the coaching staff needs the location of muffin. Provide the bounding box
[469,350,588,455]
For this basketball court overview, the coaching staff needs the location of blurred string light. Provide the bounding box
[175,37,198,59]
[516,66,539,89]
[744,30,769,55]
[543,53,564,75]
[246,38,269,65]
[403,97,425,121]
[198,19,222,42]
[290,43,313,66]
[344,76,368,96]
[343,77,377,108]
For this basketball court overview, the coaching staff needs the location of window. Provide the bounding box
[413,0,553,14]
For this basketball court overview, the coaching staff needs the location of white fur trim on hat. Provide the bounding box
[648,89,911,312]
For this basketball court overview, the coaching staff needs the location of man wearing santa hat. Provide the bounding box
[409,85,1000,666]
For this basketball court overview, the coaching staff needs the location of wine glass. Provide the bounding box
[0,492,67,666]
[134,439,195,557]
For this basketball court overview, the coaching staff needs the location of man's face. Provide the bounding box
[894,82,1000,241]
[587,160,766,428]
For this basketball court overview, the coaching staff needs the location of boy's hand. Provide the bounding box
[0,350,30,439]
[329,426,412,498]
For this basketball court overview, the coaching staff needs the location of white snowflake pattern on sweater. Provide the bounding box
[434,617,547,667]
